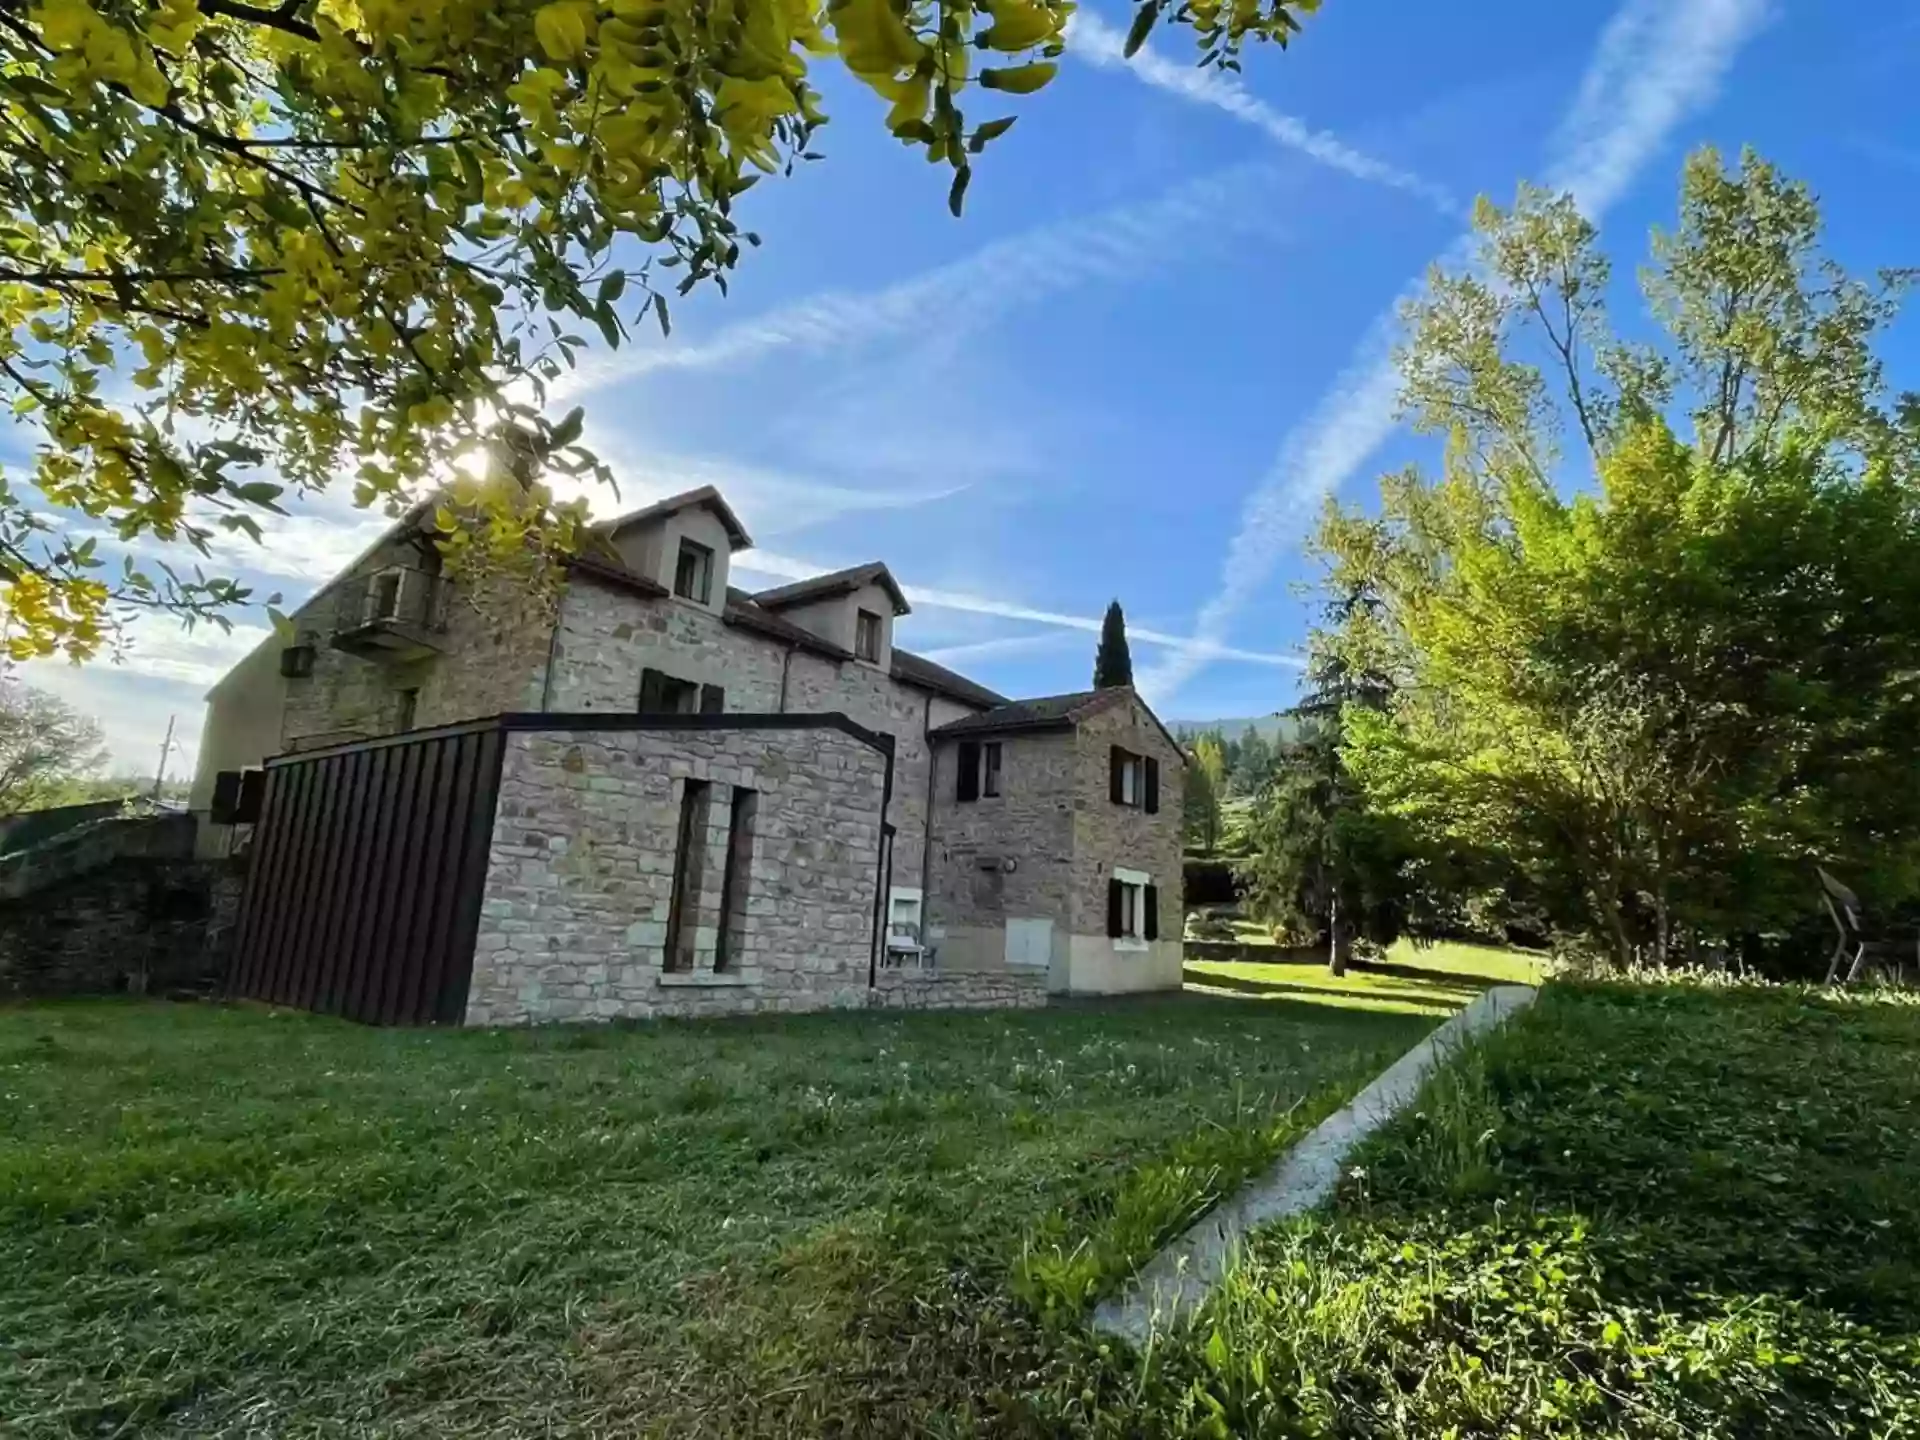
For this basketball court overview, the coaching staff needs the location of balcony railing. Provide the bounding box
[330,568,451,660]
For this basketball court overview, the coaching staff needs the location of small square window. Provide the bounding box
[855,608,882,663]
[640,667,701,715]
[674,539,713,604]
[982,741,1002,798]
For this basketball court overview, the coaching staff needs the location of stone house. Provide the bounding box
[195,485,1187,1024]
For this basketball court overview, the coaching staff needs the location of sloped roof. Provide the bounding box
[565,550,668,599]
[928,687,1125,738]
[890,649,1006,709]
[722,588,853,660]
[752,562,911,617]
[929,685,1185,754]
[602,485,753,551]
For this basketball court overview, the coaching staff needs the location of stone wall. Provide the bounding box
[1068,697,1187,992]
[0,813,242,998]
[281,536,549,751]
[923,729,1077,974]
[869,967,1048,1010]
[544,575,975,891]
[463,721,891,1025]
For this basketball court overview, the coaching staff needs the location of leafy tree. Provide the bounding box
[1239,525,1406,973]
[1183,732,1224,853]
[0,0,1325,663]
[1333,147,1920,970]
[1228,724,1272,796]
[1092,599,1133,689]
[0,681,108,814]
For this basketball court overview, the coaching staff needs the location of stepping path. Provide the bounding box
[1092,983,1539,1346]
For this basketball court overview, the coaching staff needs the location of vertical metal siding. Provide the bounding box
[228,724,505,1026]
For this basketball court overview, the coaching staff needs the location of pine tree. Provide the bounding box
[1093,601,1134,689]
[1239,521,1406,975]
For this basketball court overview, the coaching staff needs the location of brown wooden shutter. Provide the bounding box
[210,770,243,824]
[1144,884,1160,941]
[1107,877,1124,937]
[1144,756,1161,814]
[957,741,980,802]
[1110,746,1125,804]
[700,683,725,714]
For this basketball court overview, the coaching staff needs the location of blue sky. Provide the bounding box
[16,0,1920,774]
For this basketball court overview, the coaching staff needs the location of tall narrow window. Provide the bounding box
[855,608,882,662]
[674,538,713,603]
[663,779,710,972]
[715,787,758,973]
[981,741,1003,798]
[395,687,418,732]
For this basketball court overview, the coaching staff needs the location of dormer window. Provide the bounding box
[675,539,713,604]
[855,608,882,663]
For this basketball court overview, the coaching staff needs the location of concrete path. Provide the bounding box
[1091,983,1539,1346]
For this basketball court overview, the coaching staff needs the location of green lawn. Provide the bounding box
[0,995,1428,1437]
[1187,939,1547,1016]
[1128,981,1920,1436]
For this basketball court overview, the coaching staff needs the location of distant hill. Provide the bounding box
[1168,714,1300,743]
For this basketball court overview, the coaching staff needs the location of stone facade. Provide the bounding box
[924,729,1078,976]
[280,536,549,752]
[1066,697,1187,993]
[923,691,1186,995]
[545,574,975,892]
[192,486,1192,1024]
[0,812,242,998]
[463,722,891,1025]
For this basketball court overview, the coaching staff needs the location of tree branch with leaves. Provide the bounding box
[0,0,1327,662]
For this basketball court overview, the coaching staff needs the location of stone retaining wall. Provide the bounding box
[869,967,1048,1010]
[0,813,243,998]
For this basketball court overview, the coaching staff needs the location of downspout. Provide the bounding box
[868,740,895,990]
[919,692,936,900]
[536,608,563,711]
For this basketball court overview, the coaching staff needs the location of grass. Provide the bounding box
[1186,939,1547,1016]
[1121,980,1920,1437]
[0,994,1428,1437]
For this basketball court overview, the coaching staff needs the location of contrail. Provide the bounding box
[1142,0,1772,705]
[736,549,1303,668]
[1068,9,1459,216]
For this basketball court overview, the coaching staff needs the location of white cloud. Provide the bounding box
[733,548,1303,668]
[554,440,969,537]
[550,159,1289,398]
[1143,0,1771,705]
[14,613,271,771]
[1068,10,1460,216]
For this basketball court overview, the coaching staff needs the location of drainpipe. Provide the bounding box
[918,692,936,899]
[536,609,563,711]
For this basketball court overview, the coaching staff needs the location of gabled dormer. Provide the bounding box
[600,485,753,615]
[750,563,911,669]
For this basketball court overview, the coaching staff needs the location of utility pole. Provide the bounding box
[152,714,176,802]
